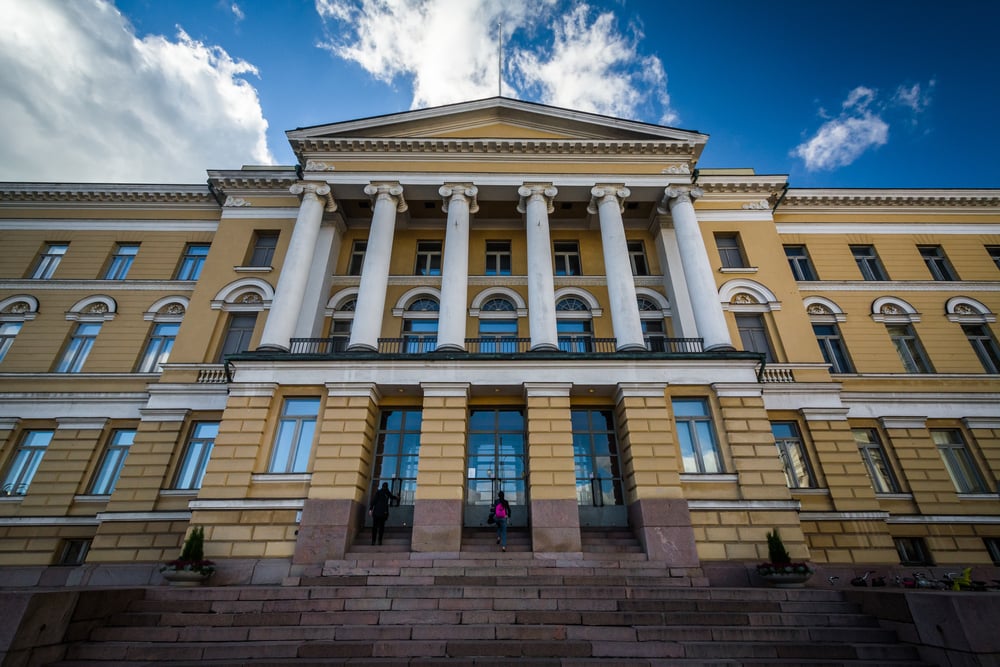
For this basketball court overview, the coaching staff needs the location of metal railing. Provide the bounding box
[287,336,706,356]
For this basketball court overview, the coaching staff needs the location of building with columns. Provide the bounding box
[1,97,999,584]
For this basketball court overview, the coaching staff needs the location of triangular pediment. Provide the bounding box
[287,97,707,144]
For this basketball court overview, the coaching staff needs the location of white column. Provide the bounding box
[518,184,559,351]
[657,187,734,351]
[294,218,345,339]
[259,182,334,351]
[589,185,645,351]
[653,223,697,338]
[348,183,407,351]
[436,184,478,351]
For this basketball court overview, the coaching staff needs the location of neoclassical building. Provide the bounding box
[1,97,998,583]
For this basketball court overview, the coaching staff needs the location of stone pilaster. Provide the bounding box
[524,383,580,552]
[412,383,470,552]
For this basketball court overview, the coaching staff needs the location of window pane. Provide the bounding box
[56,322,102,373]
[90,430,135,495]
[31,243,68,279]
[177,245,209,280]
[175,422,218,490]
[2,430,53,495]
[250,232,278,266]
[0,322,23,362]
[105,244,139,280]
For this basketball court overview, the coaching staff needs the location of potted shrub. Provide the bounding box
[755,528,814,588]
[160,525,215,586]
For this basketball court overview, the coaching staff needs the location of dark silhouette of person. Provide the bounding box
[493,490,511,551]
[368,482,399,546]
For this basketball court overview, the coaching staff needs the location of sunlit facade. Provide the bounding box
[1,98,998,583]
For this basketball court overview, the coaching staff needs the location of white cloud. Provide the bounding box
[893,81,934,113]
[793,86,889,171]
[315,0,676,123]
[0,0,274,183]
[231,3,245,22]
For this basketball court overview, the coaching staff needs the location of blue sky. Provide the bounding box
[1,0,997,188]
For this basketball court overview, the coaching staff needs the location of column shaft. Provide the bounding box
[591,186,645,351]
[659,188,734,351]
[259,183,330,351]
[436,185,477,351]
[349,184,406,351]
[519,185,559,351]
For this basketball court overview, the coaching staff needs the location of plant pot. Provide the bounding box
[162,569,212,587]
[757,571,813,588]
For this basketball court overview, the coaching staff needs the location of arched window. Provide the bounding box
[946,297,1000,374]
[637,296,668,352]
[804,298,854,374]
[0,296,38,364]
[329,298,356,353]
[403,298,439,353]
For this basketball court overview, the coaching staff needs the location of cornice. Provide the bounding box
[0,183,217,208]
[694,175,788,200]
[781,189,1000,211]
[291,137,700,159]
[206,170,300,193]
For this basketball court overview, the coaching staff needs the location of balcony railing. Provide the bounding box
[286,336,706,356]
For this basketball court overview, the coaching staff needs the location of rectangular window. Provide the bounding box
[895,537,932,566]
[89,429,135,495]
[771,422,816,489]
[985,538,1000,566]
[0,321,23,363]
[58,539,91,566]
[932,429,988,493]
[628,241,649,276]
[963,324,1000,373]
[174,422,219,490]
[887,324,933,373]
[249,231,279,267]
[715,233,746,269]
[414,241,442,275]
[987,246,1000,270]
[348,240,367,276]
[918,245,958,281]
[784,245,817,281]
[176,244,210,280]
[557,319,592,353]
[736,314,775,362]
[850,245,889,281]
[478,318,518,353]
[402,317,438,353]
[813,323,854,374]
[642,319,667,352]
[269,397,320,473]
[137,322,180,373]
[673,398,723,473]
[30,243,68,279]
[56,322,102,373]
[571,409,624,507]
[328,319,352,353]
[104,244,139,280]
[218,313,257,362]
[553,241,581,276]
[852,428,900,494]
[2,430,52,496]
[485,240,512,276]
[373,409,422,507]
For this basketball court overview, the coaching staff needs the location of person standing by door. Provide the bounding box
[493,490,511,552]
[369,482,399,546]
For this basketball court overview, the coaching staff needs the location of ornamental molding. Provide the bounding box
[780,189,1000,210]
[304,160,334,171]
[290,137,700,159]
[223,196,252,207]
[207,172,300,193]
[0,184,216,207]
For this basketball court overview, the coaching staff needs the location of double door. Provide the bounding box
[465,409,527,527]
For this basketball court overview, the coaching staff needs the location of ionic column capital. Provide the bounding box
[290,181,337,212]
[517,184,558,214]
[439,183,479,214]
[588,184,631,215]
[364,182,408,212]
[657,186,704,214]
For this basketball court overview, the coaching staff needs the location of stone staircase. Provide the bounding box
[47,530,930,666]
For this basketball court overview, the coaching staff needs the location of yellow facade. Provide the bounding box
[0,98,997,583]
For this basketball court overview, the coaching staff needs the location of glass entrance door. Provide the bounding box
[367,409,421,528]
[573,409,628,527]
[465,409,527,527]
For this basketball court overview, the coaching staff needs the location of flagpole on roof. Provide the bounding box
[498,18,503,97]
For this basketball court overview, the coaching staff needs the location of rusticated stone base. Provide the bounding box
[411,499,463,552]
[629,498,699,566]
[530,498,581,552]
[292,499,362,564]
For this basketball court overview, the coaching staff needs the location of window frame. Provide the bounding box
[268,397,321,474]
[89,429,135,495]
[852,428,901,494]
[553,241,582,276]
[176,244,210,280]
[218,312,258,362]
[137,322,180,373]
[770,421,817,489]
[485,240,512,276]
[627,240,649,276]
[173,421,219,490]
[850,244,889,281]
[715,233,747,269]
[895,537,933,566]
[932,428,988,494]
[571,408,625,507]
[812,322,855,374]
[783,245,817,281]
[414,240,443,276]
[987,246,1000,270]
[103,243,140,280]
[347,240,367,276]
[55,322,102,373]
[30,243,69,280]
[886,323,934,373]
[735,313,775,362]
[962,324,1000,374]
[248,231,279,267]
[0,321,23,363]
[673,397,724,474]
[918,245,958,281]
[1,429,53,496]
